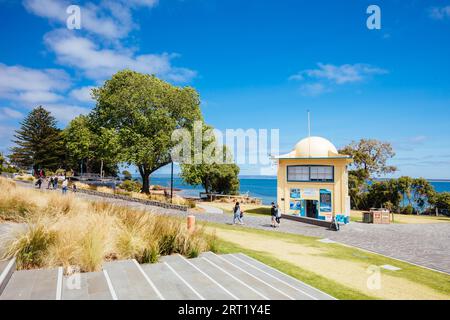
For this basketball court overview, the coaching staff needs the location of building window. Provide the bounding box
[310,166,333,182]
[287,166,309,181]
[287,165,334,182]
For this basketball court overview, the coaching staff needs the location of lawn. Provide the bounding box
[350,210,450,224]
[203,202,271,216]
[205,222,450,300]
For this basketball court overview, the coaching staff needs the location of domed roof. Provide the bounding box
[293,136,339,158]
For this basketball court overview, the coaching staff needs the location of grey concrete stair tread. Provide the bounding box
[102,260,161,300]
[222,253,335,300]
[62,271,112,300]
[189,257,264,300]
[0,268,58,300]
[200,252,290,300]
[162,254,234,300]
[0,259,15,295]
[140,262,200,300]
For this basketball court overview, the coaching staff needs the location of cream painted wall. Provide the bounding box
[276,158,351,218]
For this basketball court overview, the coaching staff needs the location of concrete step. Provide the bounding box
[0,267,60,300]
[102,259,163,300]
[160,254,235,300]
[222,253,335,300]
[200,252,292,300]
[140,261,201,300]
[62,271,112,300]
[189,255,265,300]
[0,258,16,295]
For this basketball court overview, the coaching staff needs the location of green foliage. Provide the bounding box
[339,139,396,177]
[180,124,240,195]
[363,177,436,213]
[430,192,450,211]
[122,170,132,180]
[402,204,415,215]
[9,106,65,171]
[64,115,120,176]
[119,180,142,192]
[91,70,202,193]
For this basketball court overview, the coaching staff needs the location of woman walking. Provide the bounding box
[233,202,244,225]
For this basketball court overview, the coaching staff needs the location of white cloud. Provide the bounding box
[299,83,328,97]
[70,86,95,102]
[0,63,70,105]
[23,0,158,40]
[0,107,23,120]
[290,63,387,96]
[45,104,91,123]
[44,30,197,82]
[291,63,387,85]
[429,6,450,20]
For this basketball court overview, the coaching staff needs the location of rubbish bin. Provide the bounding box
[362,211,372,223]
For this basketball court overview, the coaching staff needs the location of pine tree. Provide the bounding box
[10,106,64,172]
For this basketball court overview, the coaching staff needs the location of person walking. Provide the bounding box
[47,176,53,189]
[62,178,68,195]
[53,176,58,189]
[233,202,244,225]
[270,202,278,227]
[35,177,42,189]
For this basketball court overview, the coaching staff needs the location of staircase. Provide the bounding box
[0,252,334,300]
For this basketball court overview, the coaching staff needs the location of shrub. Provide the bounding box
[119,180,142,193]
[4,222,57,269]
[402,204,415,215]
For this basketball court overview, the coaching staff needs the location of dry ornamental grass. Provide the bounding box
[0,177,215,272]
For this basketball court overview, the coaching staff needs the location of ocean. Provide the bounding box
[148,175,450,205]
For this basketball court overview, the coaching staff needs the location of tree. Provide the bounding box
[339,139,396,177]
[430,192,450,213]
[91,70,202,193]
[64,115,95,174]
[64,115,120,177]
[10,106,64,172]
[179,124,240,195]
[411,178,435,214]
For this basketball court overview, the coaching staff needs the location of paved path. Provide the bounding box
[10,182,450,274]
[196,203,224,214]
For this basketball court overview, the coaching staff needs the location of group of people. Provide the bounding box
[34,174,73,195]
[232,201,282,228]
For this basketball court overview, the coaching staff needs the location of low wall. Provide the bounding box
[75,188,188,212]
[281,214,332,228]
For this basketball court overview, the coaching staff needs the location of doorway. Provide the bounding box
[305,200,318,218]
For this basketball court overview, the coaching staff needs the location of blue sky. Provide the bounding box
[0,0,449,178]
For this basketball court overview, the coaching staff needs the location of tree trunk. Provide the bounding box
[100,159,103,179]
[138,165,151,194]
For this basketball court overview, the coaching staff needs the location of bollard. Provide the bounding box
[187,215,195,233]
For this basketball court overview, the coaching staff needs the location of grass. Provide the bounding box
[203,202,271,217]
[350,210,450,224]
[0,177,215,272]
[205,222,450,300]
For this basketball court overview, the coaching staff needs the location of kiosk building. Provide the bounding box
[275,136,353,224]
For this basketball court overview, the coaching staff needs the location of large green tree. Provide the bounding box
[10,106,64,172]
[179,124,240,195]
[91,70,202,193]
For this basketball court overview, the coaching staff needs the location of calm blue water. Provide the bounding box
[147,176,450,205]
